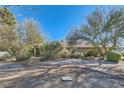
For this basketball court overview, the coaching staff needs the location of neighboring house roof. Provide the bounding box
[59,40,93,48]
[75,41,93,48]
[59,40,124,48]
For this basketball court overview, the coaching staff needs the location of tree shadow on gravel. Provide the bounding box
[0,61,124,88]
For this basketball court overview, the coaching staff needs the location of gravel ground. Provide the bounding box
[0,59,124,88]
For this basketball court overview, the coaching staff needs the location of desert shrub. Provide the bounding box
[58,49,69,58]
[59,47,85,59]
[69,47,76,55]
[40,41,63,60]
[80,52,84,59]
[121,52,124,57]
[70,52,81,58]
[67,47,82,58]
[84,50,99,57]
[15,47,32,61]
[106,51,122,62]
[66,50,84,59]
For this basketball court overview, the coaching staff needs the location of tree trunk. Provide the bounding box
[33,46,36,57]
[92,41,104,56]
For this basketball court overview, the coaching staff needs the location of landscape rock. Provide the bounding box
[61,76,73,81]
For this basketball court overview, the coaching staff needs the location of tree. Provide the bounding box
[0,7,44,58]
[0,24,17,55]
[0,7,16,29]
[25,19,44,46]
[0,7,17,55]
[0,18,44,57]
[16,19,43,46]
[15,19,44,56]
[66,7,124,55]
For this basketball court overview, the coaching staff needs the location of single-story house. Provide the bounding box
[59,40,124,52]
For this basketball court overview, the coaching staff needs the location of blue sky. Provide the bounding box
[10,5,98,41]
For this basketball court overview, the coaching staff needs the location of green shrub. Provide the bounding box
[16,47,32,61]
[69,47,76,55]
[58,49,69,58]
[121,52,124,57]
[106,51,122,62]
[70,52,81,58]
[58,48,85,59]
[80,52,84,59]
[40,41,63,60]
[84,50,98,57]
[66,51,84,59]
[66,47,81,58]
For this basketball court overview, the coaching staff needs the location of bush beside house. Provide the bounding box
[40,41,63,61]
[106,51,122,62]
[15,46,32,61]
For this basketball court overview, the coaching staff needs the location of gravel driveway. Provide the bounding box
[0,59,124,88]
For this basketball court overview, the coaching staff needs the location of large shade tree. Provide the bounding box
[66,7,124,55]
[15,19,44,56]
[16,19,44,46]
[0,24,17,55]
[0,7,44,57]
[0,7,17,55]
